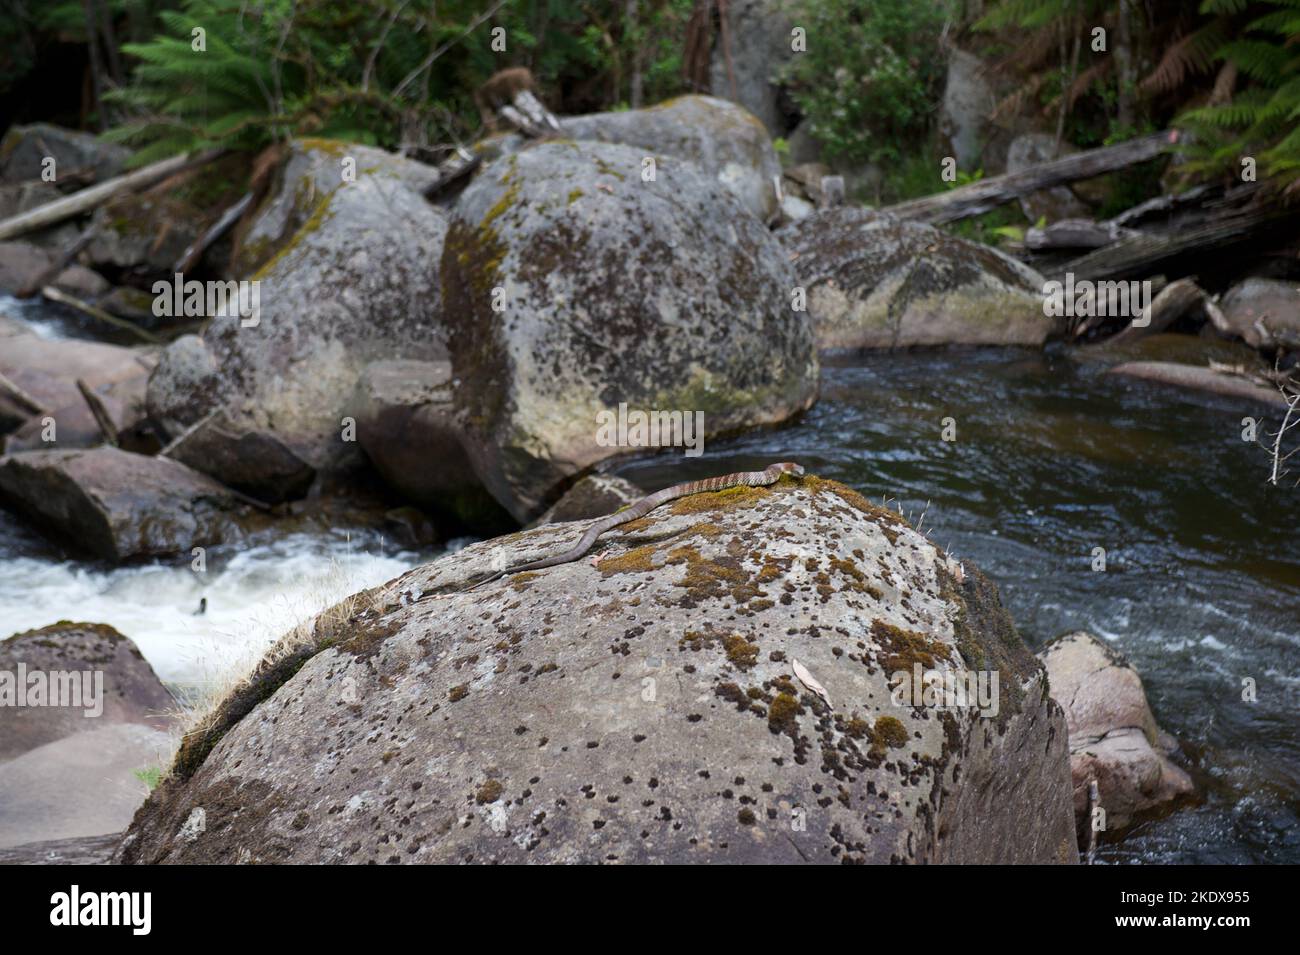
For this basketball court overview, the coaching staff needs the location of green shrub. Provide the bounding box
[781,0,954,167]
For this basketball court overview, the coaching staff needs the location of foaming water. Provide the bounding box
[0,522,425,687]
[614,348,1300,864]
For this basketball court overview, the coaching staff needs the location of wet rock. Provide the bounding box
[118,474,1076,864]
[0,447,247,559]
[145,140,449,497]
[441,140,817,521]
[0,123,130,185]
[533,473,644,526]
[560,96,783,222]
[1040,631,1194,831]
[0,621,175,761]
[1218,277,1300,350]
[347,359,505,527]
[782,208,1059,349]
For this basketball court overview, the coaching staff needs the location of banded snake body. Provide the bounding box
[460,462,805,592]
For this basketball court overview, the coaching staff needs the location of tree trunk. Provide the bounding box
[1116,0,1135,130]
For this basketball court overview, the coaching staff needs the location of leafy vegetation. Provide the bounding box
[975,0,1300,192]
[781,0,954,167]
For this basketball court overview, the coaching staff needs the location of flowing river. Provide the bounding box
[2,301,1296,863]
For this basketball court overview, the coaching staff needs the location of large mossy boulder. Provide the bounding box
[559,96,783,222]
[117,473,1077,864]
[781,208,1060,349]
[145,140,450,500]
[0,447,247,560]
[441,141,818,521]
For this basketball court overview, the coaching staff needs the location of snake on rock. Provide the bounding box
[459,462,805,592]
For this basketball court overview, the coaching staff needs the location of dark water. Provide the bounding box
[613,347,1300,864]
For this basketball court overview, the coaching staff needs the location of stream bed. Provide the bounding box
[1,300,1296,863]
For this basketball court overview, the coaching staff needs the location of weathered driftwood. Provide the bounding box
[1024,218,1138,250]
[1111,184,1214,227]
[1108,360,1288,406]
[0,370,49,416]
[173,191,254,273]
[40,286,162,344]
[0,148,223,243]
[1106,278,1204,345]
[1060,201,1293,281]
[15,230,96,298]
[884,130,1175,224]
[75,378,119,447]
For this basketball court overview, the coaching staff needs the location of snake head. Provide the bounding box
[773,462,805,477]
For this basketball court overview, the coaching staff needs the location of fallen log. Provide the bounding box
[1106,278,1205,345]
[0,371,49,417]
[0,148,224,243]
[883,130,1176,224]
[420,147,480,201]
[1024,218,1137,251]
[1108,360,1287,407]
[40,286,162,344]
[75,378,119,447]
[173,191,254,274]
[1059,201,1293,281]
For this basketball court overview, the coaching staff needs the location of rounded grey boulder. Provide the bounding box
[442,140,818,521]
[117,474,1076,864]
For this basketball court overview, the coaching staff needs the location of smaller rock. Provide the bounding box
[348,359,511,528]
[1040,631,1193,831]
[88,193,203,273]
[0,447,247,559]
[560,95,783,222]
[532,473,644,526]
[1218,277,1300,350]
[162,410,315,504]
[0,124,130,185]
[0,621,176,761]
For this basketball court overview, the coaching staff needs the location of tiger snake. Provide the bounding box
[450,462,805,593]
